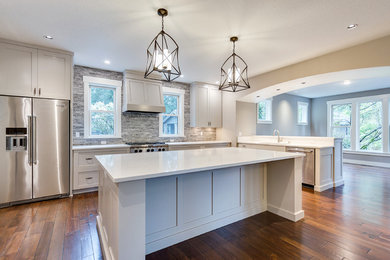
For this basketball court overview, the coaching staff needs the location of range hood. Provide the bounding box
[122,71,166,113]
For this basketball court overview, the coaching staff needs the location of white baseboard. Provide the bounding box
[343,159,390,169]
[73,187,98,195]
[146,203,267,254]
[267,204,304,222]
[97,215,114,260]
[334,179,344,187]
[314,181,333,192]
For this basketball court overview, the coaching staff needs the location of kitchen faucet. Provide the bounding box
[273,129,281,143]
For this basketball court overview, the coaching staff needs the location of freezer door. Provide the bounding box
[32,98,69,198]
[0,96,32,204]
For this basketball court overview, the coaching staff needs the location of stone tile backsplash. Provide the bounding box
[73,65,216,145]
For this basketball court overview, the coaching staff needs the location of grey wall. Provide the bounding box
[256,94,311,136]
[73,65,216,145]
[311,87,390,136]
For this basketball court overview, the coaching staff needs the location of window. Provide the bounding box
[257,99,272,123]
[327,94,389,153]
[297,101,309,125]
[83,76,121,138]
[159,87,184,137]
[359,101,382,151]
[330,103,352,149]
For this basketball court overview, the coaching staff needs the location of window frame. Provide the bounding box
[329,103,352,150]
[83,76,122,139]
[159,87,185,137]
[257,99,272,124]
[327,94,390,154]
[297,101,309,125]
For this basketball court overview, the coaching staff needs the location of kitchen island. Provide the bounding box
[96,147,304,260]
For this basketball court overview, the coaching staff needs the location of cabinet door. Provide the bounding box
[196,86,209,127]
[208,88,222,127]
[0,42,37,96]
[37,50,71,100]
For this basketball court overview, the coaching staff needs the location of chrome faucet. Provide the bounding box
[273,129,281,143]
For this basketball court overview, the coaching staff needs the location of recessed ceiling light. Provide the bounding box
[104,60,111,65]
[216,81,220,84]
[343,80,351,85]
[180,75,184,78]
[43,35,53,40]
[347,24,358,30]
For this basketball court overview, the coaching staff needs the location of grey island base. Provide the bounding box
[95,147,305,260]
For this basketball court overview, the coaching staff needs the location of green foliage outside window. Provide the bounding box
[90,86,115,136]
[359,101,382,151]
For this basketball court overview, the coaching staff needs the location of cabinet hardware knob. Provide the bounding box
[34,88,37,95]
[85,158,93,160]
[38,88,41,95]
[85,177,93,180]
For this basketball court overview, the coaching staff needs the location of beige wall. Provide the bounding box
[217,34,390,142]
[236,101,256,137]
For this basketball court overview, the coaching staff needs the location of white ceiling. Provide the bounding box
[288,77,390,98]
[1,0,390,84]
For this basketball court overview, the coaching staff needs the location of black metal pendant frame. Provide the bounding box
[219,37,250,92]
[145,9,181,82]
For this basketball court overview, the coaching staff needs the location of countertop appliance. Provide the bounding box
[286,147,315,185]
[0,96,70,206]
[127,142,168,153]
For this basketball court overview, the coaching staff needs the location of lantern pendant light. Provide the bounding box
[219,36,250,92]
[145,8,181,82]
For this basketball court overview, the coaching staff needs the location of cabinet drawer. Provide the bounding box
[77,149,129,171]
[77,171,99,189]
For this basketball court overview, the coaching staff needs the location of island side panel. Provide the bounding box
[266,157,304,222]
[145,165,267,254]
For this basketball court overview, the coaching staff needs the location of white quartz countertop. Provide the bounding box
[72,144,130,151]
[95,147,304,183]
[238,141,333,149]
[167,140,231,146]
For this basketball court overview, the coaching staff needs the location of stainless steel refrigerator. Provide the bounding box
[0,95,69,206]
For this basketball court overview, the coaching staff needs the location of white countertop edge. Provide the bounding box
[96,153,304,183]
[72,144,130,151]
[167,140,231,146]
[238,141,333,149]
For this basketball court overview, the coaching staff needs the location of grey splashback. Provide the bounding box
[73,65,216,145]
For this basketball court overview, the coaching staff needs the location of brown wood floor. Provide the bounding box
[1,164,390,259]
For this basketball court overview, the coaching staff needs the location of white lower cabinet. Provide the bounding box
[73,148,129,191]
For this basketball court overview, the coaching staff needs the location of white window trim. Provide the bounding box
[327,94,390,153]
[297,101,309,125]
[159,87,185,138]
[83,76,122,139]
[257,98,272,124]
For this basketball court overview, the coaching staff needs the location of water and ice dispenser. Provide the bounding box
[5,128,27,151]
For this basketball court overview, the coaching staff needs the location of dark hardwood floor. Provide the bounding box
[1,164,390,259]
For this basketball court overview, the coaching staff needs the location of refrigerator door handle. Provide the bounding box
[33,116,37,165]
[28,115,33,165]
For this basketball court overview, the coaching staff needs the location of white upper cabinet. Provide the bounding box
[37,50,71,100]
[190,82,222,128]
[123,71,165,113]
[0,42,37,96]
[0,40,72,100]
